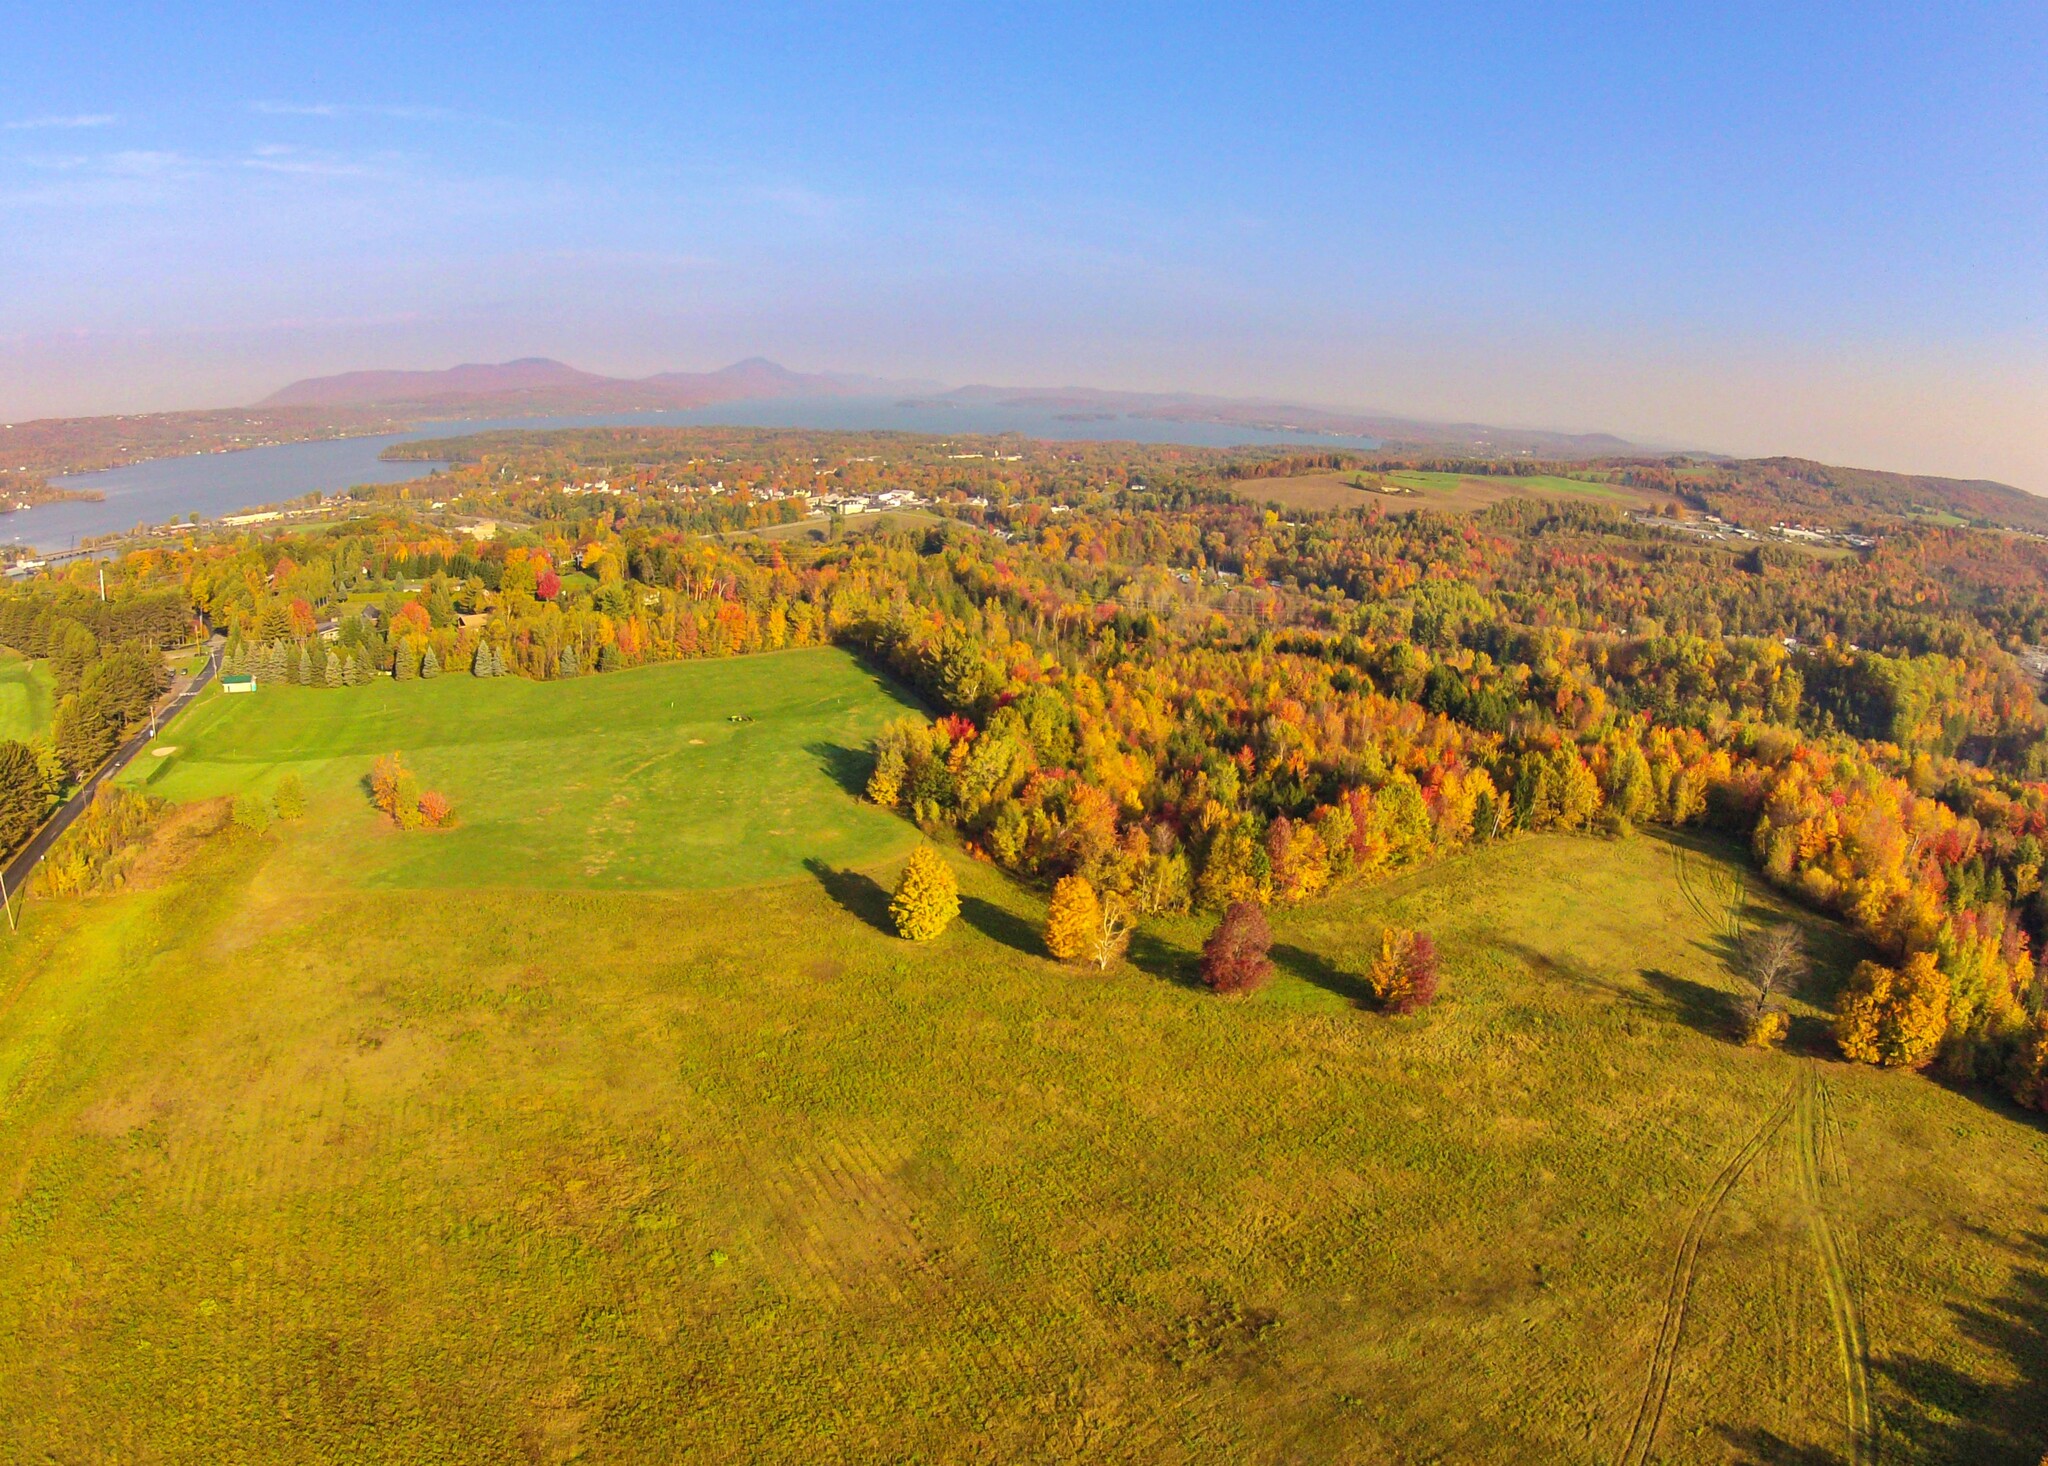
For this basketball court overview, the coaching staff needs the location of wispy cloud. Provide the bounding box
[4,114,117,131]
[250,101,451,121]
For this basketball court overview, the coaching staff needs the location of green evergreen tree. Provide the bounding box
[0,740,46,856]
[473,642,492,676]
[491,643,508,677]
[324,651,343,687]
[421,646,440,679]
[297,645,314,685]
[395,643,418,681]
[599,642,623,673]
[558,646,580,678]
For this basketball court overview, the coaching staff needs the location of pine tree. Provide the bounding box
[297,645,314,686]
[0,740,45,856]
[558,646,580,678]
[273,771,306,820]
[342,654,360,686]
[395,643,418,681]
[421,646,440,679]
[889,845,959,942]
[600,643,623,673]
[490,643,507,677]
[324,651,343,687]
[1044,874,1103,963]
[473,642,493,677]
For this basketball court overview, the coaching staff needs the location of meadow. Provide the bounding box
[118,646,920,890]
[0,650,54,742]
[1232,469,1659,516]
[0,656,2043,1462]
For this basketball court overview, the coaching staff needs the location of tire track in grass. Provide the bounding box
[1621,1077,1800,1466]
[1798,1072,1872,1462]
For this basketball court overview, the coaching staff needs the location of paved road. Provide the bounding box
[0,642,221,905]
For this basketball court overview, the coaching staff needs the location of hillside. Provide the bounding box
[258,357,890,413]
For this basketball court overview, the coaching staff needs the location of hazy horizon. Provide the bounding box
[7,3,2045,489]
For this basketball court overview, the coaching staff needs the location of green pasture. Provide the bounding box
[0,651,54,744]
[118,646,921,890]
[0,802,2041,1461]
[1385,469,1642,506]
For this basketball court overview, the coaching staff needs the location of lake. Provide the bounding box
[22,396,1380,551]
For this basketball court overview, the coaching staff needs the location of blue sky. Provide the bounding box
[5,3,2045,486]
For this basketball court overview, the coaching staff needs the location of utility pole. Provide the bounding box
[98,565,106,602]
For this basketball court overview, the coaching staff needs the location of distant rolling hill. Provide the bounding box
[260,356,1655,457]
[258,356,890,414]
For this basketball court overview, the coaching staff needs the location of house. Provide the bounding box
[221,673,257,694]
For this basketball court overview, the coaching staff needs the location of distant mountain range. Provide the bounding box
[258,356,918,414]
[257,357,1644,456]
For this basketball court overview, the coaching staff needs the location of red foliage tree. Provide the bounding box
[287,596,317,638]
[394,601,432,639]
[1201,901,1273,995]
[536,568,561,601]
[1388,931,1440,1014]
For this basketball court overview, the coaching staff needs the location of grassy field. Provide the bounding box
[117,646,921,890]
[3,713,2045,1466]
[0,651,54,743]
[1233,470,1662,516]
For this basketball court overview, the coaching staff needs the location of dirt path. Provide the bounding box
[1621,1076,1801,1466]
[1797,1070,1873,1462]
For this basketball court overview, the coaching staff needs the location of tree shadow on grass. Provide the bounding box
[805,741,873,799]
[1128,928,1205,990]
[1714,1428,1845,1465]
[1271,943,1372,1007]
[959,894,1042,957]
[803,858,894,935]
[1637,967,1738,1040]
[1721,1225,2048,1466]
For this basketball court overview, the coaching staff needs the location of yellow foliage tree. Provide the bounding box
[1042,874,1134,970]
[888,845,959,942]
[1834,952,1950,1067]
[1043,874,1102,963]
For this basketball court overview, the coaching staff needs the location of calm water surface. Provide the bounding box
[22,397,1379,551]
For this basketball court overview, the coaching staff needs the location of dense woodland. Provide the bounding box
[7,426,2048,1109]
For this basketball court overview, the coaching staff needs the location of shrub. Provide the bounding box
[889,845,959,942]
[1835,952,1950,1067]
[1368,926,1440,1013]
[369,753,445,830]
[1043,874,1102,963]
[36,786,165,896]
[1201,901,1273,995]
[231,793,272,835]
[273,772,306,821]
[1742,1008,1791,1049]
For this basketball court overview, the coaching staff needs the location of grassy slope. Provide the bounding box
[0,652,55,743]
[1233,471,1658,516]
[0,811,2041,1463]
[118,645,921,890]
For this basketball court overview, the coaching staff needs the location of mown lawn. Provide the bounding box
[117,645,921,890]
[0,783,2042,1462]
[0,650,54,743]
